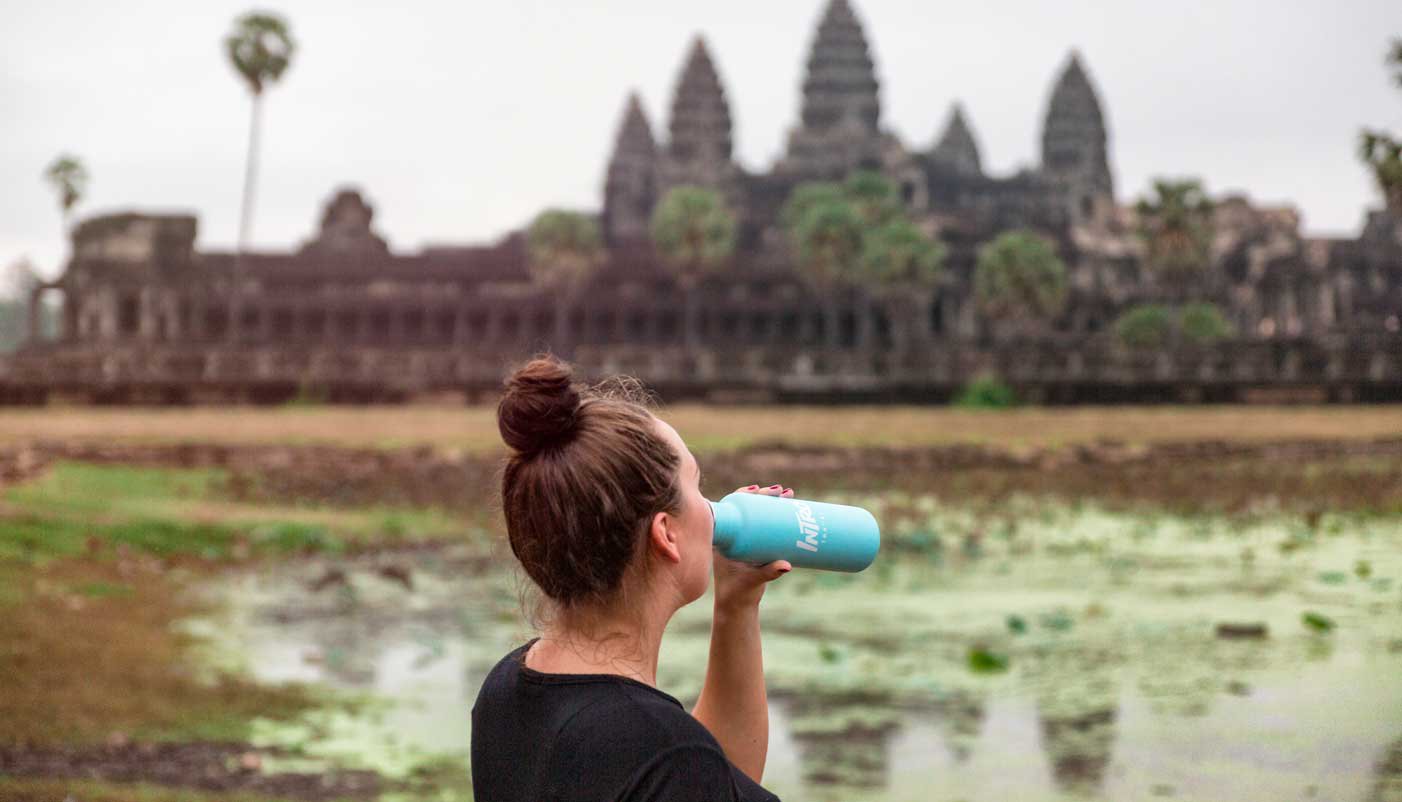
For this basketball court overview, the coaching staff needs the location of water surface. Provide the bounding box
[195,497,1402,801]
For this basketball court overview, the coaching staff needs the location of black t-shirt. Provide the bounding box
[471,638,781,802]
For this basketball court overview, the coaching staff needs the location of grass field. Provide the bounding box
[2,404,1399,453]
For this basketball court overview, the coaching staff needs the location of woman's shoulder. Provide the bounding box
[558,678,716,751]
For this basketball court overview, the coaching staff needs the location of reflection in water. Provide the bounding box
[200,500,1402,802]
[782,693,902,790]
[1038,707,1117,795]
[931,691,986,763]
[1029,650,1121,796]
[1371,736,1402,802]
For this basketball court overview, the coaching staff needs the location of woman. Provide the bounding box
[471,355,790,802]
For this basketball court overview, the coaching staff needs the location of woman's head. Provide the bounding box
[497,355,713,624]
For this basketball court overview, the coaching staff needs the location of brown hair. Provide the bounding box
[497,354,682,614]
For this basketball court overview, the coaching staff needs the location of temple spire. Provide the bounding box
[799,0,880,132]
[931,102,982,176]
[603,92,659,244]
[1041,50,1115,224]
[616,92,656,153]
[783,0,884,177]
[666,36,733,167]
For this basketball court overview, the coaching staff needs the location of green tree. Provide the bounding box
[779,182,845,233]
[1359,131,1402,212]
[1135,179,1214,294]
[649,186,737,349]
[1357,38,1402,211]
[974,230,1068,340]
[527,210,603,354]
[526,210,602,288]
[1114,304,1173,350]
[789,197,864,346]
[1179,302,1234,345]
[843,170,902,227]
[226,10,295,341]
[791,199,864,286]
[860,218,945,352]
[782,173,943,349]
[43,155,89,232]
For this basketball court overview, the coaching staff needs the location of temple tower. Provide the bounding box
[602,92,659,244]
[782,0,884,179]
[1041,51,1115,226]
[660,36,736,194]
[930,102,983,176]
[299,188,389,256]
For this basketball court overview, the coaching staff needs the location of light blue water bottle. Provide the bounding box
[708,493,880,572]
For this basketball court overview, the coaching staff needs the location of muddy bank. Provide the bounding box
[4,436,1402,513]
[0,741,386,801]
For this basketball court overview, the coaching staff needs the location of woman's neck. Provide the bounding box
[526,599,676,686]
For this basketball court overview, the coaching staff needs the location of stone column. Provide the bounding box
[452,307,468,346]
[255,301,271,343]
[138,287,158,341]
[61,289,78,342]
[385,305,403,346]
[854,290,874,350]
[187,297,205,342]
[223,294,238,343]
[353,307,368,344]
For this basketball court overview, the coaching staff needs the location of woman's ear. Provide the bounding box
[648,510,683,564]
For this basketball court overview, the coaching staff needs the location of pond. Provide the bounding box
[192,495,1402,802]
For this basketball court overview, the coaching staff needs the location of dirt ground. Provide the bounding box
[1,403,1399,453]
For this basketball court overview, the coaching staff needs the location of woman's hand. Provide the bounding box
[711,483,793,613]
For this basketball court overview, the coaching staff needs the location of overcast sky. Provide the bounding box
[4,0,1400,287]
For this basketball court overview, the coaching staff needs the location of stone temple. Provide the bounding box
[8,0,1401,403]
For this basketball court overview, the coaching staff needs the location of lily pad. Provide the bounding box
[1301,611,1335,633]
[967,647,1009,674]
[1039,610,1075,632]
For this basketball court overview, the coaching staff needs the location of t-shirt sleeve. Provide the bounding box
[622,744,780,802]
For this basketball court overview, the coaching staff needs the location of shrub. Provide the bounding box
[1180,302,1234,344]
[1115,304,1173,349]
[954,374,1017,409]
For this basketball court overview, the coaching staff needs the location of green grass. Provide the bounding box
[0,462,477,564]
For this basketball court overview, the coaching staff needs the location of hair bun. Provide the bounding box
[498,356,582,454]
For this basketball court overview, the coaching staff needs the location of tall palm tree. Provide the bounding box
[842,170,902,228]
[859,217,944,354]
[1134,179,1214,300]
[788,197,864,347]
[974,230,1068,341]
[225,11,295,341]
[1359,132,1402,212]
[779,181,845,233]
[43,154,89,233]
[526,210,603,354]
[1357,39,1402,212]
[39,155,87,345]
[649,186,736,350]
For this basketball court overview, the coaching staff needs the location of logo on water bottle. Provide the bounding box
[794,501,821,552]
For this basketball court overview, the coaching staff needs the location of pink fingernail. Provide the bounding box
[746,484,758,490]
